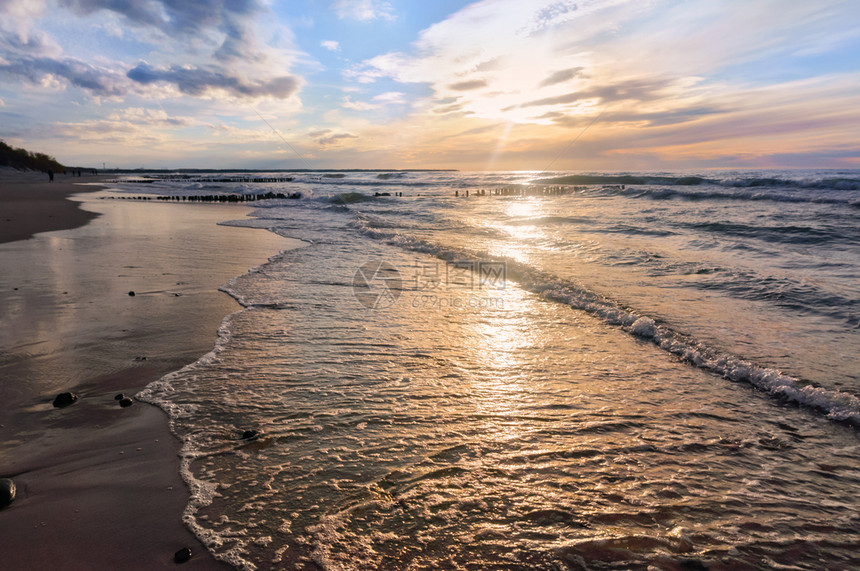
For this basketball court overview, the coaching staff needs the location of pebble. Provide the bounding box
[52,392,78,408]
[119,397,134,408]
[174,547,192,563]
[241,430,261,440]
[0,478,15,507]
[128,291,135,296]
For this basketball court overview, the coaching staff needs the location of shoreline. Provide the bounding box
[0,174,291,569]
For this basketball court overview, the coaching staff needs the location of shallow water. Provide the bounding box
[0,198,291,405]
[133,170,860,569]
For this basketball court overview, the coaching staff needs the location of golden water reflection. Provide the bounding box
[485,197,550,264]
[458,285,543,441]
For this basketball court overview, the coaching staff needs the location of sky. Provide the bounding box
[1,0,859,171]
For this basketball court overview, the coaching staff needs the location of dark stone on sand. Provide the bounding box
[241,430,261,440]
[115,393,125,400]
[52,392,78,408]
[174,547,192,563]
[0,478,15,507]
[119,397,134,408]
[128,290,135,296]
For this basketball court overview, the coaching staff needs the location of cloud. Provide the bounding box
[539,67,584,87]
[0,0,47,23]
[23,0,305,101]
[341,91,406,111]
[347,0,860,134]
[0,55,127,95]
[5,0,860,170]
[0,30,127,95]
[0,25,61,58]
[448,79,488,91]
[324,0,860,169]
[56,0,263,37]
[127,63,301,99]
[46,107,278,152]
[107,107,199,127]
[517,77,681,110]
[54,1,278,67]
[433,102,465,115]
[345,0,633,121]
[318,132,359,147]
[372,91,405,104]
[0,1,303,102]
[332,0,395,22]
[342,96,377,111]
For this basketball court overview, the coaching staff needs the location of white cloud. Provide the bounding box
[0,0,47,26]
[106,107,202,127]
[342,96,377,111]
[321,40,340,52]
[346,0,632,122]
[346,0,860,130]
[0,0,305,103]
[332,0,395,22]
[340,91,406,112]
[372,91,405,104]
[317,132,359,147]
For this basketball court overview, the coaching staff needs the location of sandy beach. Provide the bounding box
[0,168,102,244]
[0,170,294,569]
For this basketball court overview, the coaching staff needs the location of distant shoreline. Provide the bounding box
[103,167,459,174]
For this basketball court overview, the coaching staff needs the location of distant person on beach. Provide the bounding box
[47,168,54,182]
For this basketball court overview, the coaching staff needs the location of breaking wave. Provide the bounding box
[349,215,860,427]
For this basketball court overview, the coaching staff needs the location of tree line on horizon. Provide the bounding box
[0,139,65,172]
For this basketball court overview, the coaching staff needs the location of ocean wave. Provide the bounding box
[535,174,708,186]
[329,192,379,204]
[136,311,259,571]
[578,185,860,207]
[505,215,596,226]
[534,173,860,192]
[348,217,860,427]
[691,272,860,327]
[682,220,854,245]
[720,176,860,190]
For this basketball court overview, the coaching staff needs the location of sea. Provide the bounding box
[116,169,860,570]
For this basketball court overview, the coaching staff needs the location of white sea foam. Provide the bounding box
[349,216,860,426]
[136,311,261,570]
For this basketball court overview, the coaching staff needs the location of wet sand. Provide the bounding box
[0,168,103,244]
[0,175,297,569]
